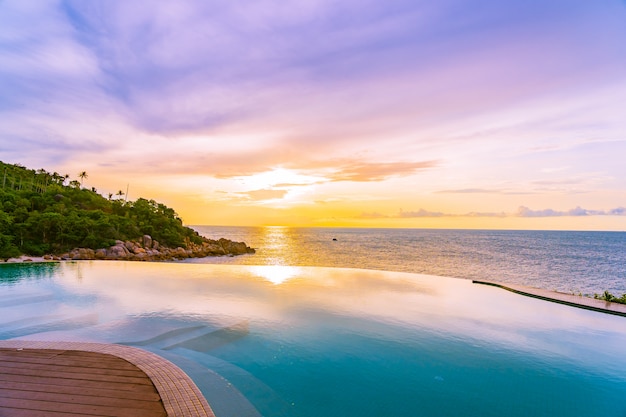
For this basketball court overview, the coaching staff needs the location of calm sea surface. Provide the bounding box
[191,226,626,296]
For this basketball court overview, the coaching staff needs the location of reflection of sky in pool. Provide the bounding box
[1,261,625,417]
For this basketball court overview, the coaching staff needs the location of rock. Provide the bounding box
[204,242,226,255]
[70,248,95,260]
[45,236,253,263]
[219,238,255,255]
[43,255,52,260]
[107,245,130,259]
[174,247,188,258]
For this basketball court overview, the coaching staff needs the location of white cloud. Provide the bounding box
[359,206,626,220]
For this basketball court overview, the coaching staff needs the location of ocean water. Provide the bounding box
[191,226,626,296]
[1,261,625,417]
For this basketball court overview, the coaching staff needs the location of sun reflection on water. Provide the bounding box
[260,226,291,266]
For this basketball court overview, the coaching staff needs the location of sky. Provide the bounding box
[1,0,626,230]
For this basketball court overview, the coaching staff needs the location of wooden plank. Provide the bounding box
[0,357,144,378]
[0,367,154,385]
[0,380,161,401]
[0,349,141,370]
[0,374,158,393]
[0,359,147,378]
[0,388,164,411]
[0,397,166,417]
[0,406,77,417]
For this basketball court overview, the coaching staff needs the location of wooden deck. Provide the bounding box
[0,348,166,417]
[0,341,216,417]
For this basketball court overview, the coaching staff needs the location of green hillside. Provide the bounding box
[0,161,206,259]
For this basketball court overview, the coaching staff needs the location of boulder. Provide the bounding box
[70,248,95,260]
[107,245,130,259]
[142,235,153,249]
[174,247,189,258]
[219,238,255,255]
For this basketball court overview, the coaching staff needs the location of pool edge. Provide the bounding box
[472,280,626,317]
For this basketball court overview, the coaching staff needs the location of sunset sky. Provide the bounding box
[1,0,625,230]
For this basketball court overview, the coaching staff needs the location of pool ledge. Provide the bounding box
[472,280,626,318]
[0,340,216,417]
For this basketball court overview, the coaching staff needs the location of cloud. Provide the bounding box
[359,212,389,219]
[436,188,502,194]
[608,207,626,215]
[326,160,438,182]
[397,209,446,218]
[466,211,507,218]
[515,206,564,217]
[514,206,626,217]
[207,158,438,183]
[237,189,288,201]
[358,206,626,220]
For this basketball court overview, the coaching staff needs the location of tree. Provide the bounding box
[0,160,212,256]
[78,171,88,187]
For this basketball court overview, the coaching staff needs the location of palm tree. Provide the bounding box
[78,171,88,187]
[116,190,124,199]
[108,193,113,200]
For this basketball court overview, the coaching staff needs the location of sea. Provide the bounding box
[190,226,626,296]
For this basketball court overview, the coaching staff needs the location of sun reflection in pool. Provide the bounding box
[249,265,301,285]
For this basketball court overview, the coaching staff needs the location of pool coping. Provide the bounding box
[0,340,216,417]
[473,280,626,317]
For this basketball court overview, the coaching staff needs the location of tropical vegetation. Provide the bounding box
[594,290,626,305]
[0,161,204,259]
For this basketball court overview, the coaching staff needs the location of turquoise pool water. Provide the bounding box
[1,261,625,417]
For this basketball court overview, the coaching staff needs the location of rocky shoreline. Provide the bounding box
[4,235,255,263]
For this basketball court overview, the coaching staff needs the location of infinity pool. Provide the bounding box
[1,261,625,417]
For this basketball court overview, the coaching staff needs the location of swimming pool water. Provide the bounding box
[1,261,625,417]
